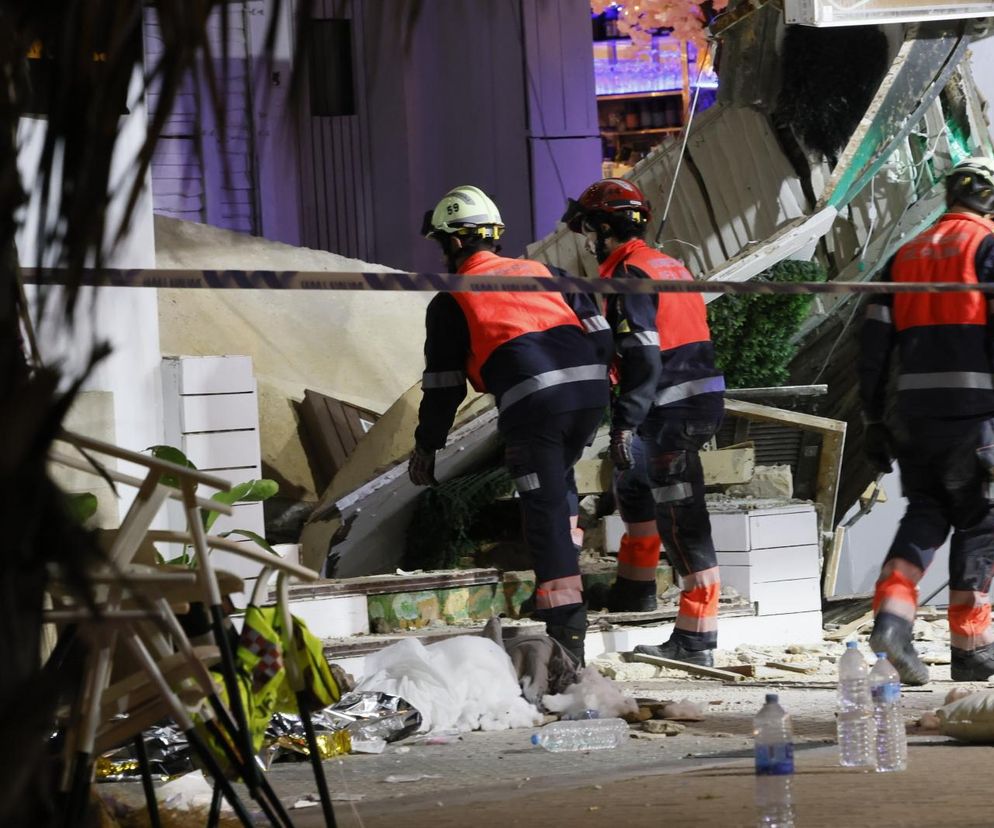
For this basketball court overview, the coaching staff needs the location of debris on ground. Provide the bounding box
[659,700,705,722]
[642,720,685,735]
[383,774,443,783]
[945,686,978,705]
[542,666,639,719]
[350,739,387,754]
[592,653,664,681]
[157,772,230,812]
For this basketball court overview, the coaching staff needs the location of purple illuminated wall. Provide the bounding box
[147,1,601,269]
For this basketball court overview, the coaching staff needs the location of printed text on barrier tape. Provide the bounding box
[22,268,994,295]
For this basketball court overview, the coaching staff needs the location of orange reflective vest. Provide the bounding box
[892,212,994,330]
[452,252,583,391]
[607,240,712,350]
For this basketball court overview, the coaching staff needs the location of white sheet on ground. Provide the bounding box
[356,636,542,733]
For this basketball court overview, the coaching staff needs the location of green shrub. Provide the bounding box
[707,260,827,388]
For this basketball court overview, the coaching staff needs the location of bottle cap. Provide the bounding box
[765,693,778,703]
[846,641,858,649]
[531,733,540,745]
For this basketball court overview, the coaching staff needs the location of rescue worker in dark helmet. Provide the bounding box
[860,156,994,685]
[562,178,725,667]
[409,185,612,664]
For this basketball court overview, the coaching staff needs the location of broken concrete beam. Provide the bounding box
[764,660,819,675]
[722,664,759,678]
[630,653,746,682]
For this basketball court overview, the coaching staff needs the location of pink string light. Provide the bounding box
[591,0,728,49]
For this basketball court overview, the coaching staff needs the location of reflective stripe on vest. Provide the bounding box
[500,363,607,409]
[602,239,712,351]
[891,213,994,331]
[452,252,583,391]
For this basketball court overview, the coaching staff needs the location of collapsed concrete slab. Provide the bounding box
[300,386,499,576]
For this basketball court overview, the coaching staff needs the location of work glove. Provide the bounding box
[408,445,438,487]
[609,429,634,471]
[863,421,893,475]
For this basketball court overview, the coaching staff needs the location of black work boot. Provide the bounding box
[951,642,994,681]
[544,605,587,667]
[868,614,930,686]
[633,638,714,668]
[605,577,658,613]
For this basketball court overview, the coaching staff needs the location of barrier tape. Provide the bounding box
[21,267,994,295]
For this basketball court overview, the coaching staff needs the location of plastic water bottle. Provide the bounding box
[869,653,907,772]
[562,709,600,720]
[753,693,795,828]
[836,641,875,769]
[530,718,628,752]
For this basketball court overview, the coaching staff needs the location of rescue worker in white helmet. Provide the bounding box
[408,185,612,664]
[860,156,994,684]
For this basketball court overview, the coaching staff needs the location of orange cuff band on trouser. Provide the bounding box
[535,574,584,612]
[617,533,661,582]
[948,591,994,651]
[872,568,921,623]
[672,567,720,650]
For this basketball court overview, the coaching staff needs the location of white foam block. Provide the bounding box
[710,504,818,552]
[288,594,370,638]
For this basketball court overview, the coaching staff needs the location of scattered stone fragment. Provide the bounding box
[945,687,977,705]
[643,720,685,736]
[596,661,661,681]
[659,700,705,722]
[727,464,793,499]
[622,706,654,724]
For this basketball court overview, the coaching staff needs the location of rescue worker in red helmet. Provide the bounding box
[860,156,994,684]
[562,178,725,667]
[409,185,612,664]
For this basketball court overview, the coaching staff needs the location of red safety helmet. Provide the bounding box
[562,178,651,232]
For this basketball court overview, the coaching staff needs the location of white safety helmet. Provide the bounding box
[421,185,505,240]
[946,156,994,214]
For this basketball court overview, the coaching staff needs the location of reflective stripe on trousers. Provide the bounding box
[655,375,726,407]
[897,371,994,392]
[948,590,994,650]
[422,370,466,389]
[873,563,922,623]
[674,566,720,634]
[535,574,583,610]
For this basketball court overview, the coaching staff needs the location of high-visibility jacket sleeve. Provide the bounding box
[858,259,895,422]
[415,294,469,451]
[611,263,662,431]
[549,265,614,368]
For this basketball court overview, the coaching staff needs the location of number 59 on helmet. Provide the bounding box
[421,185,505,240]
